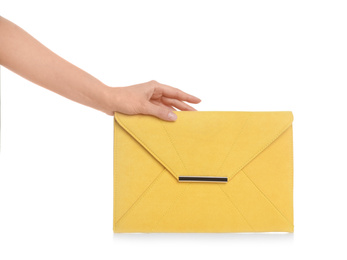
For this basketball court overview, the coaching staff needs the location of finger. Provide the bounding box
[157,83,201,104]
[151,100,177,111]
[143,102,177,121]
[160,104,177,111]
[161,97,197,111]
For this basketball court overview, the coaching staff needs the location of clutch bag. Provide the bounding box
[113,111,294,233]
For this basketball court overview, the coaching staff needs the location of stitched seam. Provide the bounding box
[228,119,293,180]
[114,114,178,179]
[214,115,251,177]
[241,169,294,228]
[113,119,118,232]
[218,185,254,231]
[160,121,189,175]
[150,184,189,232]
[115,168,166,226]
[291,125,294,228]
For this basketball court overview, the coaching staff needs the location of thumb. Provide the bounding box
[143,102,177,121]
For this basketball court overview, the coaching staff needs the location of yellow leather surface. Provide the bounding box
[113,111,294,233]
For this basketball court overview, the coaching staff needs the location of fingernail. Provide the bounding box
[168,112,177,121]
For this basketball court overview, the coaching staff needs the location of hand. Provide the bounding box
[104,80,201,121]
[0,17,201,121]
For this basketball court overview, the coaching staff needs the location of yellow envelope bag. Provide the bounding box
[113,111,294,233]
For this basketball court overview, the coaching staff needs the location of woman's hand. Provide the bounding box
[103,80,201,121]
[0,17,201,121]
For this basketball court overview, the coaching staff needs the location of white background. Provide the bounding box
[1,0,347,259]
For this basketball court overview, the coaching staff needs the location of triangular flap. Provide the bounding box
[114,111,293,182]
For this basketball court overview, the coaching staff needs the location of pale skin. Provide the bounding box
[0,16,201,121]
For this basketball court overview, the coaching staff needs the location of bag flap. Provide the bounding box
[114,111,293,182]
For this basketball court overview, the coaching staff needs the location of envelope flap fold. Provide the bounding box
[114,111,293,182]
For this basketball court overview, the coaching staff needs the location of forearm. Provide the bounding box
[0,16,110,114]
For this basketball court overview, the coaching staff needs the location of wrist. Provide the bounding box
[101,85,122,116]
[93,83,112,116]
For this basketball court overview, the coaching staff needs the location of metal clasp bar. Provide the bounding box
[178,176,228,183]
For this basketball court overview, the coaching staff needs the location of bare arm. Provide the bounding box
[0,16,201,121]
